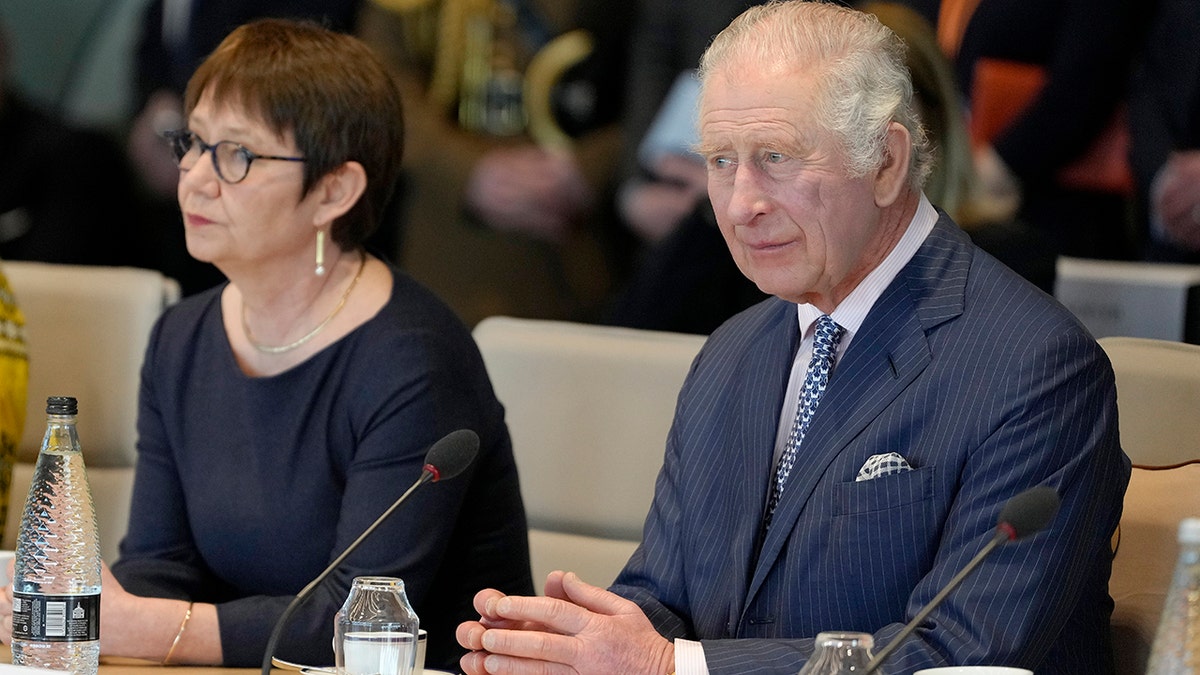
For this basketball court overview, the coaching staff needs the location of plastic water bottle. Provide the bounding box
[1145,517,1200,674]
[11,396,101,675]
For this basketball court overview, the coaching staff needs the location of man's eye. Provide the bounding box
[766,152,785,163]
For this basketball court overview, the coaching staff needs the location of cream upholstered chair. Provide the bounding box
[472,316,707,591]
[0,261,180,563]
[1100,337,1200,675]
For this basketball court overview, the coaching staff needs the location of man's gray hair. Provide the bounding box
[698,0,932,188]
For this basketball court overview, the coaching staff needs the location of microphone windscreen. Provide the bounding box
[425,429,480,481]
[998,486,1061,539]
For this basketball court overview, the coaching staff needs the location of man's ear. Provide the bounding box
[311,161,367,225]
[874,122,912,208]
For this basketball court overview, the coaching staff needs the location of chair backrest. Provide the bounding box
[1099,337,1200,675]
[472,316,706,589]
[1100,337,1200,467]
[1,261,180,562]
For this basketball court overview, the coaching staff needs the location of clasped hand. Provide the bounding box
[1153,150,1200,252]
[457,570,675,675]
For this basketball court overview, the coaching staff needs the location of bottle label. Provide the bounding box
[12,592,101,642]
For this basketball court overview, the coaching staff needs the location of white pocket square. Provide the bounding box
[856,452,914,481]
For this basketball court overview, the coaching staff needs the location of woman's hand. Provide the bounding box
[0,559,208,663]
[0,553,14,644]
[0,560,133,650]
[98,562,140,656]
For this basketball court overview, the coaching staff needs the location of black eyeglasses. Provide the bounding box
[167,130,305,184]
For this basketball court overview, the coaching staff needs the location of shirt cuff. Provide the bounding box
[673,638,709,675]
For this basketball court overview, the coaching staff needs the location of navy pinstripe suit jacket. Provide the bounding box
[611,213,1128,674]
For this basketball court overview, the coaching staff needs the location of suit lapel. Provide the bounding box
[743,214,972,607]
[724,301,800,627]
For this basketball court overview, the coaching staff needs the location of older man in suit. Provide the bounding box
[456,3,1128,674]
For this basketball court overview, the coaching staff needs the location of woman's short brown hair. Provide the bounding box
[185,18,404,249]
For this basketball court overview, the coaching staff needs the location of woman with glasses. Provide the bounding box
[0,18,532,670]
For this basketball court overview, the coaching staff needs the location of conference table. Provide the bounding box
[0,647,456,675]
[0,651,243,674]
[95,659,258,675]
[0,647,256,675]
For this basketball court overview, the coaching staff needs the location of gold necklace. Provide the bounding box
[242,252,366,355]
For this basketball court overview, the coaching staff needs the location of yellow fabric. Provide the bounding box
[0,266,29,542]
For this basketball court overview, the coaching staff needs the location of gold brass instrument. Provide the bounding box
[374,0,594,145]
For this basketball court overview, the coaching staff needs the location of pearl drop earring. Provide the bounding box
[315,229,326,276]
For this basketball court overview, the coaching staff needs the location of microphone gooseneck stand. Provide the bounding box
[258,429,480,675]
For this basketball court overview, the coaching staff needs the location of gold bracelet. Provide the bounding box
[163,601,194,665]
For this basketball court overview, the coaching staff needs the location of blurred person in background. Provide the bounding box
[456,0,635,245]
[602,0,771,333]
[919,0,1148,263]
[866,0,1057,290]
[612,0,756,249]
[1128,0,1200,263]
[2,18,531,670]
[0,22,144,268]
[357,0,640,322]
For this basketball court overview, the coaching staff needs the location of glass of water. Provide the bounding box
[334,576,420,675]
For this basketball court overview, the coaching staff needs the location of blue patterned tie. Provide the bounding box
[765,315,844,529]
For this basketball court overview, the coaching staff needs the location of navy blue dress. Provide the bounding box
[111,267,532,669]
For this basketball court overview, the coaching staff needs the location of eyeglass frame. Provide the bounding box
[165,129,306,184]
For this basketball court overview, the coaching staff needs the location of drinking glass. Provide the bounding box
[797,632,876,674]
[334,576,420,675]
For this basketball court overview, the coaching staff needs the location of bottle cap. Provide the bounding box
[1178,518,1200,544]
[46,396,78,415]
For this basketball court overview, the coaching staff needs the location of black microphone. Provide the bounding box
[861,486,1061,674]
[260,429,480,675]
